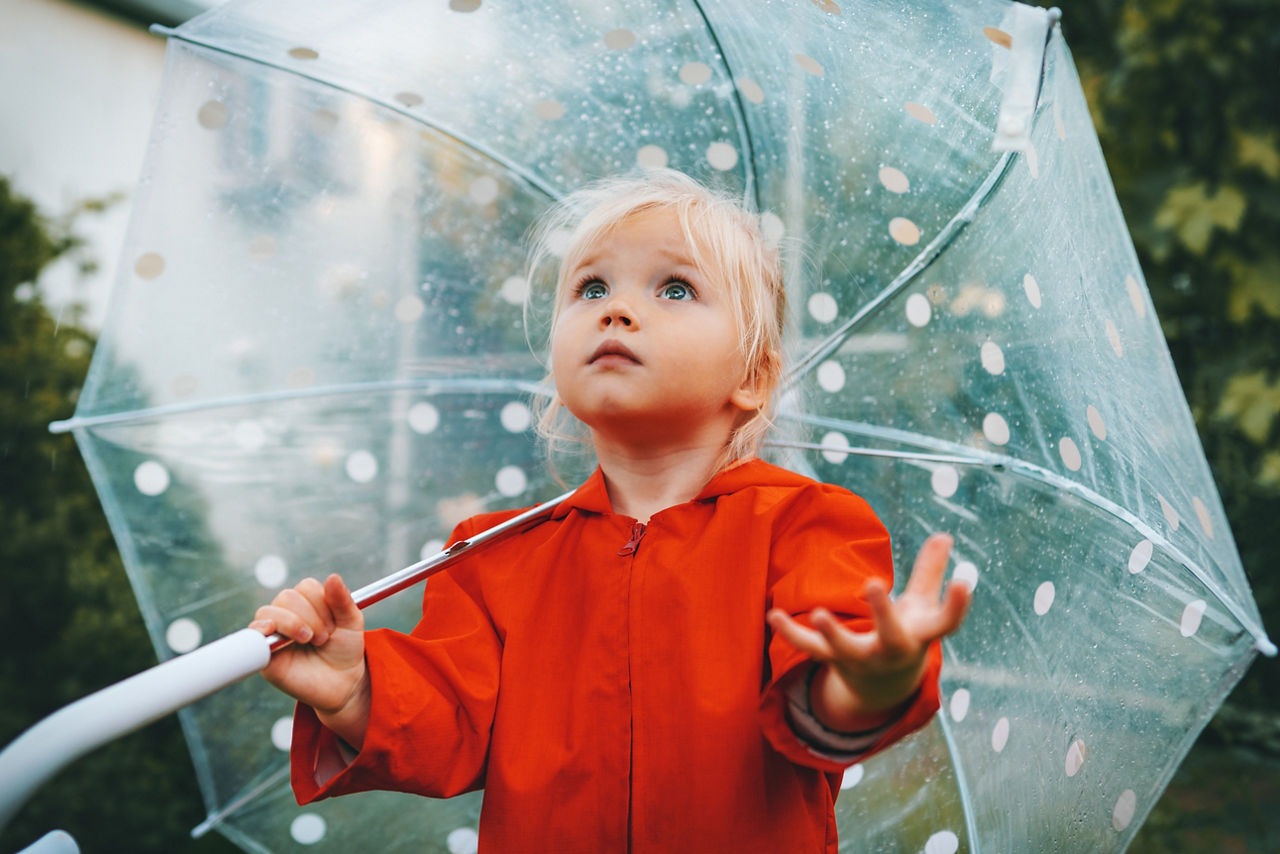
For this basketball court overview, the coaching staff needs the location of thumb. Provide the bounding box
[324,574,364,631]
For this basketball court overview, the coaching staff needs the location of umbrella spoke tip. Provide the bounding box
[1256,636,1278,657]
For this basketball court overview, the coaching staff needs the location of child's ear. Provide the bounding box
[730,366,769,413]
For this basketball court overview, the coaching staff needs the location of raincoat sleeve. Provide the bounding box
[757,484,942,774]
[291,516,503,803]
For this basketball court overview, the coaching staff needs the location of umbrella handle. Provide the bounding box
[0,629,271,834]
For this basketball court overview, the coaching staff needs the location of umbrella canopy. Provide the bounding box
[50,0,1271,851]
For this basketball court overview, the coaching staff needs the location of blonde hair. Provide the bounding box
[525,169,786,472]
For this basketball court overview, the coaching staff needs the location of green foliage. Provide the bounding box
[1051,0,1280,719]
[0,177,234,853]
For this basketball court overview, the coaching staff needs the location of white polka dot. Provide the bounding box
[395,294,425,323]
[1128,540,1153,574]
[878,166,909,193]
[134,461,170,496]
[949,688,970,722]
[1105,318,1124,357]
[290,813,326,845]
[636,144,669,169]
[924,830,959,854]
[500,401,532,432]
[345,450,378,483]
[1180,600,1207,637]
[446,827,479,854]
[807,292,838,323]
[816,361,845,393]
[931,465,959,498]
[469,176,499,205]
[255,554,288,588]
[1113,789,1137,832]
[706,142,738,171]
[449,0,480,12]
[992,716,1010,752]
[496,465,527,496]
[499,275,529,305]
[982,412,1010,446]
[546,228,574,257]
[794,53,824,76]
[736,77,765,103]
[1059,437,1082,471]
[759,211,785,244]
[420,538,446,560]
[231,421,266,454]
[1023,273,1042,308]
[534,99,566,120]
[166,618,202,653]
[905,293,932,327]
[271,716,293,751]
[980,341,1005,375]
[1065,739,1086,777]
[603,28,635,50]
[904,101,937,125]
[1126,274,1147,318]
[889,217,920,245]
[1192,497,1214,538]
[1086,405,1107,440]
[409,402,440,434]
[953,561,979,592]
[1158,494,1180,530]
[197,99,228,130]
[1033,581,1055,616]
[839,763,864,789]
[679,61,712,86]
[820,431,850,464]
[135,252,166,280]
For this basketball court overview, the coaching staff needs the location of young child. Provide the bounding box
[251,169,971,853]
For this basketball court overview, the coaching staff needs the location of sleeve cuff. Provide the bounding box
[783,664,915,764]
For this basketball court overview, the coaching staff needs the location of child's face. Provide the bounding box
[550,208,763,446]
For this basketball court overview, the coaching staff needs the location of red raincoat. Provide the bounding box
[292,459,942,852]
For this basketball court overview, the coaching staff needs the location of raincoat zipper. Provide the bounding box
[617,522,646,556]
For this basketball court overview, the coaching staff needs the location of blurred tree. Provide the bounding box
[1046,0,1280,850]
[0,177,236,852]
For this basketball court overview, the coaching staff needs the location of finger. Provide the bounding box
[808,607,877,661]
[293,577,335,634]
[910,581,975,643]
[253,602,318,644]
[269,583,330,644]
[324,574,364,631]
[767,609,836,661]
[862,580,911,653]
[902,533,954,600]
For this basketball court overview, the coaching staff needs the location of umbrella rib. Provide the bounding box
[780,147,1018,389]
[779,414,1275,653]
[932,669,983,854]
[49,377,547,433]
[189,764,291,839]
[687,0,760,210]
[152,27,565,205]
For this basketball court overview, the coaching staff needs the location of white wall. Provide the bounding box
[0,0,168,330]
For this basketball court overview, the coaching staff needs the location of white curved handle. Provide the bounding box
[0,629,271,832]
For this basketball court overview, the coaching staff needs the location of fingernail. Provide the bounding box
[297,626,313,643]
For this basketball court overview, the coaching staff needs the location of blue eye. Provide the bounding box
[578,280,608,300]
[659,281,694,300]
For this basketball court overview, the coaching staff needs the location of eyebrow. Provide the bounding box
[574,246,700,270]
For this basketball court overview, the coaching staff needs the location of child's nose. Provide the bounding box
[599,297,635,328]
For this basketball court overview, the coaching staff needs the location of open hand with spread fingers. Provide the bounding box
[766,533,972,730]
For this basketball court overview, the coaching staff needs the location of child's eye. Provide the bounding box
[659,280,694,301]
[576,279,608,300]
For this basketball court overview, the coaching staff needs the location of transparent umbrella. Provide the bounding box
[26,0,1274,851]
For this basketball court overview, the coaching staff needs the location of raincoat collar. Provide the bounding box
[550,457,812,520]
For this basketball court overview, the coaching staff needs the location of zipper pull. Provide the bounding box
[617,521,646,556]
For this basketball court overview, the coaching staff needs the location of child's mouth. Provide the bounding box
[589,341,641,364]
